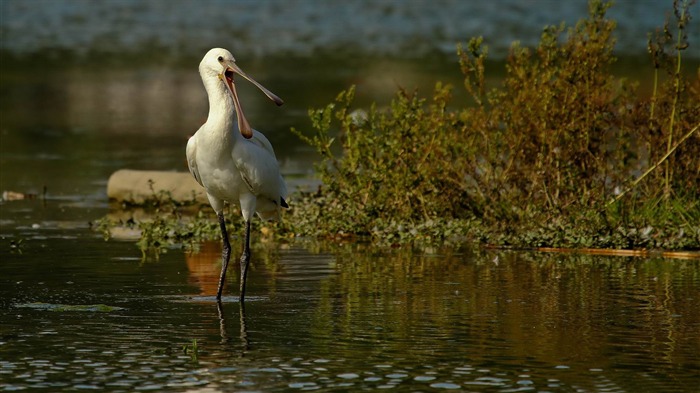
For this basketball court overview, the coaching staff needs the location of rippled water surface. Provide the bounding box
[1,219,699,391]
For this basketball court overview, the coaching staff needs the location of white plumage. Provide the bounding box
[186,47,286,302]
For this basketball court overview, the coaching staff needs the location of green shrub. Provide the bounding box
[290,0,700,249]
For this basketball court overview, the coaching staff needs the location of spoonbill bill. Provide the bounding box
[186,48,287,303]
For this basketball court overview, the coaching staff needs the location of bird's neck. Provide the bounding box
[202,75,242,141]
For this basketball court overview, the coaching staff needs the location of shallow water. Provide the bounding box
[1,221,699,392]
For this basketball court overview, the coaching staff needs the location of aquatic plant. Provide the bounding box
[182,339,198,362]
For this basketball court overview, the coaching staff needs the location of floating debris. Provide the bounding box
[2,190,37,201]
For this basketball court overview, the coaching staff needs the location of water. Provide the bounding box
[2,0,698,59]
[2,2,700,391]
[2,226,699,392]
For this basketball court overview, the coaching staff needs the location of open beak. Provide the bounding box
[222,61,284,139]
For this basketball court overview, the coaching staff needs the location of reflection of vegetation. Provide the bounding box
[96,0,699,251]
[307,246,700,373]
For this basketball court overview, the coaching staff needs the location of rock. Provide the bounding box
[107,169,207,205]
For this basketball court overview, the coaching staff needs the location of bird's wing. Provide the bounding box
[249,129,278,159]
[233,131,287,204]
[186,135,203,187]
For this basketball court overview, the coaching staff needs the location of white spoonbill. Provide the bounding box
[186,48,287,303]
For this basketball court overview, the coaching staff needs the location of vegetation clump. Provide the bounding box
[286,0,700,249]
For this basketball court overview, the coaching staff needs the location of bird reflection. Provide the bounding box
[238,301,249,353]
[216,297,250,352]
[187,242,250,351]
[216,301,229,344]
[186,241,225,296]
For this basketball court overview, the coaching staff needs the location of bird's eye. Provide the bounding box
[217,56,224,62]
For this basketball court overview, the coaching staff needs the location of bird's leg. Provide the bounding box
[239,220,251,303]
[216,212,232,302]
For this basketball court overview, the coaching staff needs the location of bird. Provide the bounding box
[186,48,287,303]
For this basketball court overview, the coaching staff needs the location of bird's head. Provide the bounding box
[200,48,284,139]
